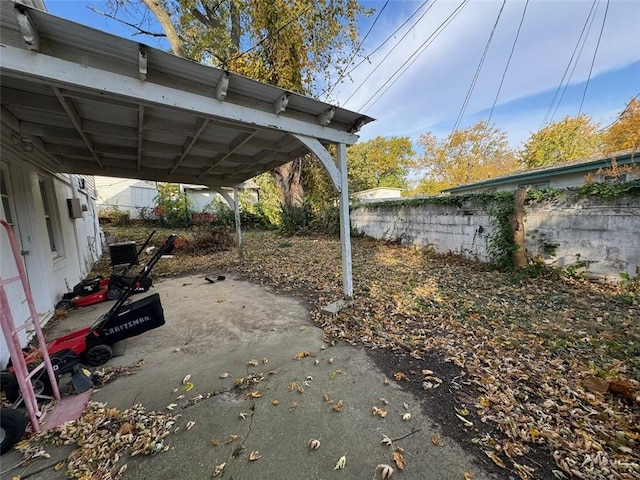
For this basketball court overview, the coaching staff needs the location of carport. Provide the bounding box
[0,0,373,298]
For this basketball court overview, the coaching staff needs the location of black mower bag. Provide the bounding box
[98,293,165,345]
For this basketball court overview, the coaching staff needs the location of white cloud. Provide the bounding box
[335,0,640,146]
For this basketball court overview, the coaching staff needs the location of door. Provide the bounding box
[0,164,30,352]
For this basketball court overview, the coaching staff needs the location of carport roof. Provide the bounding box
[0,0,374,188]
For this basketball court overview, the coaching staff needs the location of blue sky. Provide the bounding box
[46,0,640,151]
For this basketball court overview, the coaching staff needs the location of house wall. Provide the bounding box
[351,192,640,281]
[95,176,157,219]
[1,127,102,369]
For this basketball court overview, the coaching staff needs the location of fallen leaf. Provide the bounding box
[219,372,230,378]
[464,472,474,480]
[262,357,269,364]
[402,413,411,421]
[272,400,280,406]
[182,374,191,384]
[182,381,194,392]
[485,451,506,469]
[293,351,314,359]
[248,359,259,366]
[391,448,406,470]
[248,450,261,461]
[290,402,298,412]
[328,357,335,364]
[186,421,196,431]
[394,371,406,381]
[379,397,389,405]
[54,461,65,471]
[381,434,393,446]
[323,392,333,403]
[455,406,469,416]
[289,382,297,391]
[211,439,220,447]
[334,455,347,470]
[372,406,388,418]
[166,403,178,411]
[377,464,394,479]
[431,433,440,445]
[225,435,239,444]
[239,412,248,420]
[117,422,133,435]
[456,414,473,427]
[314,359,320,365]
[246,390,263,399]
[213,462,226,477]
[384,377,391,386]
[297,385,305,394]
[332,400,344,412]
[308,438,321,450]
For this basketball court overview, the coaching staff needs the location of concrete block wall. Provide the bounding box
[351,194,640,282]
[525,197,640,280]
[351,202,497,262]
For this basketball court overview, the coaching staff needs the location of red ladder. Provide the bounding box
[1,218,60,432]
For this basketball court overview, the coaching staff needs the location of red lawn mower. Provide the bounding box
[55,230,157,310]
[1,234,176,404]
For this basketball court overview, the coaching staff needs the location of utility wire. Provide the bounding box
[323,0,390,100]
[342,0,439,107]
[598,92,640,131]
[360,0,468,113]
[320,0,431,99]
[229,5,312,63]
[451,0,507,135]
[578,0,610,115]
[540,0,598,128]
[549,1,601,124]
[487,0,529,125]
[363,0,469,113]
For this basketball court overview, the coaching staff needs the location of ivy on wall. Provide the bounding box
[352,179,640,269]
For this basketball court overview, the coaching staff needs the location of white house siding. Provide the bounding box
[95,176,158,219]
[1,127,102,369]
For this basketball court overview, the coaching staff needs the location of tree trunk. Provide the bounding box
[271,158,305,207]
[141,0,186,57]
[510,187,528,268]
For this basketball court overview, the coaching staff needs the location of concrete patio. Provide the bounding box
[2,274,498,480]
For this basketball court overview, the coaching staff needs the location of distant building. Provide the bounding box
[442,150,638,195]
[352,187,404,203]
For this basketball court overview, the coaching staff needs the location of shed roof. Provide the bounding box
[442,149,638,194]
[0,0,374,188]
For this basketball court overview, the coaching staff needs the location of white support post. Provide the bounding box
[233,187,243,259]
[337,143,353,298]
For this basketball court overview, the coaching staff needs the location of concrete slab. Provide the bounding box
[2,274,498,480]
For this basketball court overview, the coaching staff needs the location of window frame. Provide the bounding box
[37,175,64,259]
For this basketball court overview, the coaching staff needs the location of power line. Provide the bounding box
[356,0,469,112]
[578,0,610,115]
[323,0,390,100]
[341,0,438,106]
[230,5,312,64]
[540,0,598,128]
[549,1,600,124]
[598,92,640,131]
[320,0,432,100]
[487,0,529,125]
[450,0,507,135]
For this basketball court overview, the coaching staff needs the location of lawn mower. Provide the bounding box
[2,234,176,404]
[55,230,157,310]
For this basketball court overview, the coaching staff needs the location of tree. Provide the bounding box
[103,0,369,206]
[414,121,519,194]
[346,136,415,193]
[520,115,602,168]
[602,97,640,153]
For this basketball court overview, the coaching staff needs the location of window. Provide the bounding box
[38,176,62,256]
[1,168,16,228]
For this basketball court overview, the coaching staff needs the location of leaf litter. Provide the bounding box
[91,228,640,479]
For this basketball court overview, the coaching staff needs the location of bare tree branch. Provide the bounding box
[87,6,168,38]
[140,0,186,57]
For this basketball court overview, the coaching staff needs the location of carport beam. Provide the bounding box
[337,143,353,298]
